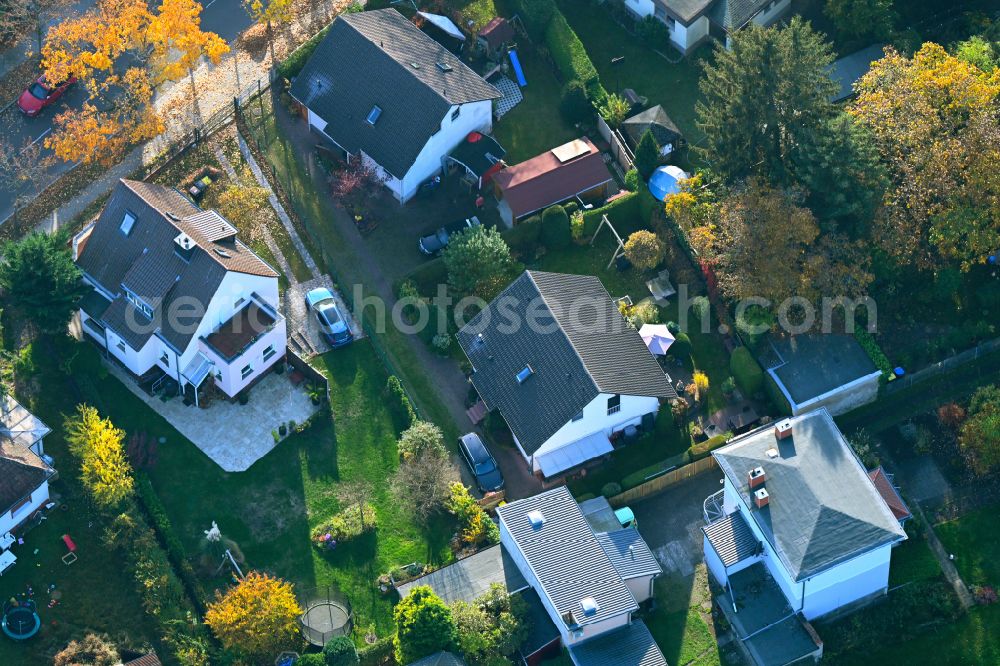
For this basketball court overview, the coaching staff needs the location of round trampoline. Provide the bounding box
[2,600,40,641]
[299,587,352,647]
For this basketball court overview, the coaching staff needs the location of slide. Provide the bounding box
[509,49,527,87]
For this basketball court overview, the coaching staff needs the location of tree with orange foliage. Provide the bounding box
[204,571,303,658]
[146,0,229,86]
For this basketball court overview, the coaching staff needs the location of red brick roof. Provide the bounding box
[868,467,911,522]
[479,17,514,47]
[124,653,161,666]
[493,138,613,220]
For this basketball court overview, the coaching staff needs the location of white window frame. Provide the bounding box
[241,364,253,380]
[263,344,276,362]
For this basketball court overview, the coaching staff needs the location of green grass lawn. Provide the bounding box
[555,0,710,148]
[490,42,579,162]
[888,533,943,588]
[936,503,1000,588]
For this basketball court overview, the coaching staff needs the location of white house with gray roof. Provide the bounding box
[623,0,790,53]
[289,8,501,203]
[457,271,676,478]
[497,486,666,666]
[73,179,285,405]
[702,409,907,623]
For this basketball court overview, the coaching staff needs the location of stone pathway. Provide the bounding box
[911,500,976,610]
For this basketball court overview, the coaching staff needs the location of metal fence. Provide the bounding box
[883,337,1000,395]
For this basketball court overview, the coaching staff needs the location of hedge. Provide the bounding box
[581,192,647,237]
[545,11,604,99]
[386,376,417,432]
[405,257,448,297]
[854,324,894,381]
[277,23,333,80]
[509,0,556,41]
[765,372,793,416]
[503,214,543,256]
[358,636,394,666]
[541,205,572,248]
[621,452,688,490]
[730,346,764,398]
[688,434,730,460]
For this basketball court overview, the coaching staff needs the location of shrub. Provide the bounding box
[311,503,378,550]
[54,634,119,666]
[324,636,360,665]
[849,429,881,469]
[689,434,730,460]
[509,0,555,40]
[358,636,394,666]
[633,130,660,179]
[624,168,640,192]
[581,192,645,236]
[854,324,894,380]
[729,347,764,398]
[503,214,543,256]
[394,587,459,664]
[397,421,446,462]
[624,230,665,269]
[735,305,775,348]
[297,655,326,666]
[570,211,585,240]
[601,482,622,497]
[594,92,630,128]
[690,296,710,322]
[446,483,499,547]
[636,15,670,45]
[406,258,448,296]
[560,80,592,124]
[721,376,736,395]
[563,201,580,216]
[431,333,451,354]
[545,11,603,98]
[670,332,692,361]
[541,205,572,248]
[386,376,416,432]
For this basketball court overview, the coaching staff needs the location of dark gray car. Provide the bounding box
[458,432,504,493]
[418,216,481,255]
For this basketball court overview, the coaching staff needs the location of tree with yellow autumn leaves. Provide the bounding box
[65,404,134,508]
[204,571,303,659]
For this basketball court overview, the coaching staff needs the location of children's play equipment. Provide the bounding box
[508,50,527,86]
[2,600,40,641]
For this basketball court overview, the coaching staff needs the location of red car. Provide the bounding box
[17,75,76,117]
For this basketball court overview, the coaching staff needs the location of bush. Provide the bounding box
[311,503,378,550]
[297,655,326,666]
[509,0,555,40]
[601,482,622,497]
[581,192,645,236]
[277,23,332,80]
[624,230,665,269]
[734,305,775,348]
[386,376,416,432]
[729,347,764,398]
[358,636,394,666]
[324,636,359,665]
[854,325,893,380]
[570,211,584,240]
[689,434,730,460]
[431,333,451,354]
[545,11,604,98]
[397,421,446,462]
[636,15,670,45]
[690,296,711,322]
[405,257,448,297]
[563,201,579,216]
[541,205,572,248]
[670,332,692,362]
[625,168,640,192]
[560,80,592,124]
[503,215,543,256]
[446,483,499,547]
[633,130,661,179]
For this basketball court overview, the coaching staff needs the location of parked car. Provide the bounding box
[418,216,481,255]
[458,432,504,493]
[305,287,353,348]
[17,75,76,117]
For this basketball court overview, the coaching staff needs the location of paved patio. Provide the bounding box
[107,361,319,471]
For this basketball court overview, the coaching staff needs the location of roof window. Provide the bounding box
[436,62,453,72]
[120,211,136,235]
[527,510,545,529]
[580,597,600,616]
[516,365,534,384]
[366,106,382,125]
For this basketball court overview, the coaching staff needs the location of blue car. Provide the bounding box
[305,287,353,348]
[458,432,504,493]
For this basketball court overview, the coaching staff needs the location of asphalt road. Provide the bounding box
[0,0,254,224]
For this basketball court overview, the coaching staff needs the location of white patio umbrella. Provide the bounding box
[640,324,675,356]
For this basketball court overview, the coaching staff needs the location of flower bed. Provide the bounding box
[311,502,377,551]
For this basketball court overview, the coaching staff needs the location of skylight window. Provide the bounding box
[120,211,136,235]
[366,106,382,125]
[436,62,453,72]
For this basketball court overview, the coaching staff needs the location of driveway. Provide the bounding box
[285,275,363,358]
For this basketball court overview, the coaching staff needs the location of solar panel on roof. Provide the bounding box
[551,139,591,163]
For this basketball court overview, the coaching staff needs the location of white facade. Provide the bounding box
[308,99,493,203]
[499,518,632,646]
[80,271,285,400]
[751,0,792,27]
[668,16,710,52]
[624,574,656,604]
[0,480,49,536]
[523,393,661,476]
[770,368,882,417]
[710,474,895,621]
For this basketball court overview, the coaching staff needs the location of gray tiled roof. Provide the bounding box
[703,511,759,567]
[713,410,907,581]
[709,0,777,30]
[568,621,667,666]
[659,0,715,23]
[407,652,466,666]
[396,544,528,604]
[457,271,675,455]
[597,528,662,580]
[496,487,638,629]
[77,180,276,353]
[290,9,500,180]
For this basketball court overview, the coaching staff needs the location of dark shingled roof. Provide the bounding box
[569,621,667,666]
[713,410,907,581]
[407,652,466,666]
[828,44,886,102]
[290,9,500,180]
[766,333,880,405]
[703,511,759,567]
[658,0,715,23]
[457,271,675,456]
[395,544,528,604]
[709,0,779,30]
[597,527,661,580]
[77,180,276,353]
[0,397,54,512]
[497,487,638,629]
[622,105,683,150]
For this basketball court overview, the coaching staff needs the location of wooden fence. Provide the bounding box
[286,349,330,401]
[596,114,635,173]
[607,455,718,507]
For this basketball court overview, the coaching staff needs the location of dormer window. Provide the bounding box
[124,288,153,319]
[366,106,382,125]
[120,211,136,235]
[607,394,621,415]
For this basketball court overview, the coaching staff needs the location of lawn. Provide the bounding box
[555,0,711,150]
[644,567,731,666]
[936,503,1000,588]
[490,40,579,162]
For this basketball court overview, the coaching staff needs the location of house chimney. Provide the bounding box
[754,487,770,509]
[174,232,196,262]
[748,466,766,489]
[774,418,793,440]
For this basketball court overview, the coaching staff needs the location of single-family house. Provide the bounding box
[289,8,501,203]
[498,487,665,666]
[456,271,676,478]
[0,396,54,538]
[73,179,286,405]
[760,333,882,416]
[492,138,614,226]
[622,105,684,158]
[701,410,907,663]
[623,0,791,53]
[828,44,885,102]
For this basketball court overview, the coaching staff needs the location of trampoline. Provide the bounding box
[299,587,352,647]
[2,600,40,641]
